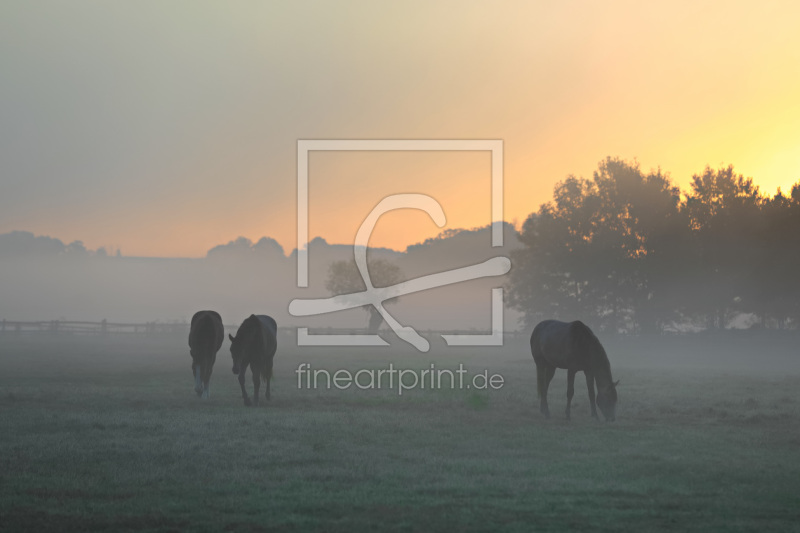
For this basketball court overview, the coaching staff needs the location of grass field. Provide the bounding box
[1,332,799,532]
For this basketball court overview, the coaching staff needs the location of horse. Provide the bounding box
[229,314,278,406]
[530,320,619,421]
[188,310,224,399]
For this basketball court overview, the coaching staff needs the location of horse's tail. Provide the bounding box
[260,349,274,383]
[260,329,277,384]
[260,364,272,383]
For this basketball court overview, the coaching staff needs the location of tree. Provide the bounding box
[507,157,684,333]
[325,258,403,334]
[752,183,800,328]
[682,165,765,328]
[507,177,599,329]
[509,158,799,333]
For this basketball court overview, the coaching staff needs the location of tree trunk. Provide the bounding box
[368,309,383,335]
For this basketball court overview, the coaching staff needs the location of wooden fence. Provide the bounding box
[0,319,239,336]
[0,319,528,341]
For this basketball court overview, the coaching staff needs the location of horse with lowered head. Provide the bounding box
[188,310,224,399]
[229,314,277,406]
[530,320,619,421]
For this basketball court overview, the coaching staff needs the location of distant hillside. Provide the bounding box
[0,227,523,332]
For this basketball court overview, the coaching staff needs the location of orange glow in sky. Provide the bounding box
[2,2,799,257]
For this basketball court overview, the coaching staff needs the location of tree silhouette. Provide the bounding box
[683,165,765,329]
[509,156,800,333]
[509,157,685,332]
[753,185,800,328]
[325,258,403,334]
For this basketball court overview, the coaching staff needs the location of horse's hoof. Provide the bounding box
[243,398,251,407]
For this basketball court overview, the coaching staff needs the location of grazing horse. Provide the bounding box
[530,320,619,421]
[188,310,224,399]
[229,314,277,406]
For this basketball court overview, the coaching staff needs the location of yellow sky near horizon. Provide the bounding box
[1,1,799,257]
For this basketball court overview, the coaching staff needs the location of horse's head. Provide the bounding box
[596,380,619,422]
[229,333,243,374]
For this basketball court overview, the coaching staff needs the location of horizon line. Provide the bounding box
[0,222,520,261]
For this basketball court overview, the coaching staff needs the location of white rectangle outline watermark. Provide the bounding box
[296,139,504,346]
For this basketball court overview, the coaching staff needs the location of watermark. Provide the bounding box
[295,363,504,395]
[289,139,509,352]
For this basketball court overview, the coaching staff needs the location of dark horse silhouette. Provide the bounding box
[229,314,277,406]
[530,320,618,421]
[188,310,224,399]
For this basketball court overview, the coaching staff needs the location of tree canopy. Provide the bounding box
[325,258,403,334]
[507,157,800,332]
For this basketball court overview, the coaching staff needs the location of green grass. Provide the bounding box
[1,334,799,532]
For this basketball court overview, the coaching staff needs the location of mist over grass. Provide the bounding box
[1,332,798,532]
[0,226,523,331]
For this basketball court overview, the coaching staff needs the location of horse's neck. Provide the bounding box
[591,350,614,389]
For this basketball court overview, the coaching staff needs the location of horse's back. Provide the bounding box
[191,309,221,328]
[530,319,570,349]
[255,315,277,337]
[531,319,595,369]
[237,314,277,359]
[189,310,224,354]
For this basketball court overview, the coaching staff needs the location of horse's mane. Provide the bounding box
[569,321,595,346]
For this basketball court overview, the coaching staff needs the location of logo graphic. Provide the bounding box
[289,140,508,352]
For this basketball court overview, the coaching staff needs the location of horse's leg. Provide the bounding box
[202,371,210,400]
[205,353,215,384]
[541,365,557,419]
[238,367,251,406]
[252,366,261,407]
[193,361,203,396]
[566,369,576,420]
[202,359,213,400]
[585,371,598,419]
[264,359,273,401]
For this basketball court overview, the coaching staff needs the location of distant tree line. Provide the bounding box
[0,231,100,257]
[507,157,800,333]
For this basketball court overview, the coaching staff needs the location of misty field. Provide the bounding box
[1,333,799,532]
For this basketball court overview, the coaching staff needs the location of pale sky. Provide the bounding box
[1,1,799,257]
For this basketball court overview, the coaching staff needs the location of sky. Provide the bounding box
[1,1,799,258]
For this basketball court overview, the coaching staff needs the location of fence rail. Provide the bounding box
[0,319,529,341]
[0,319,241,336]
